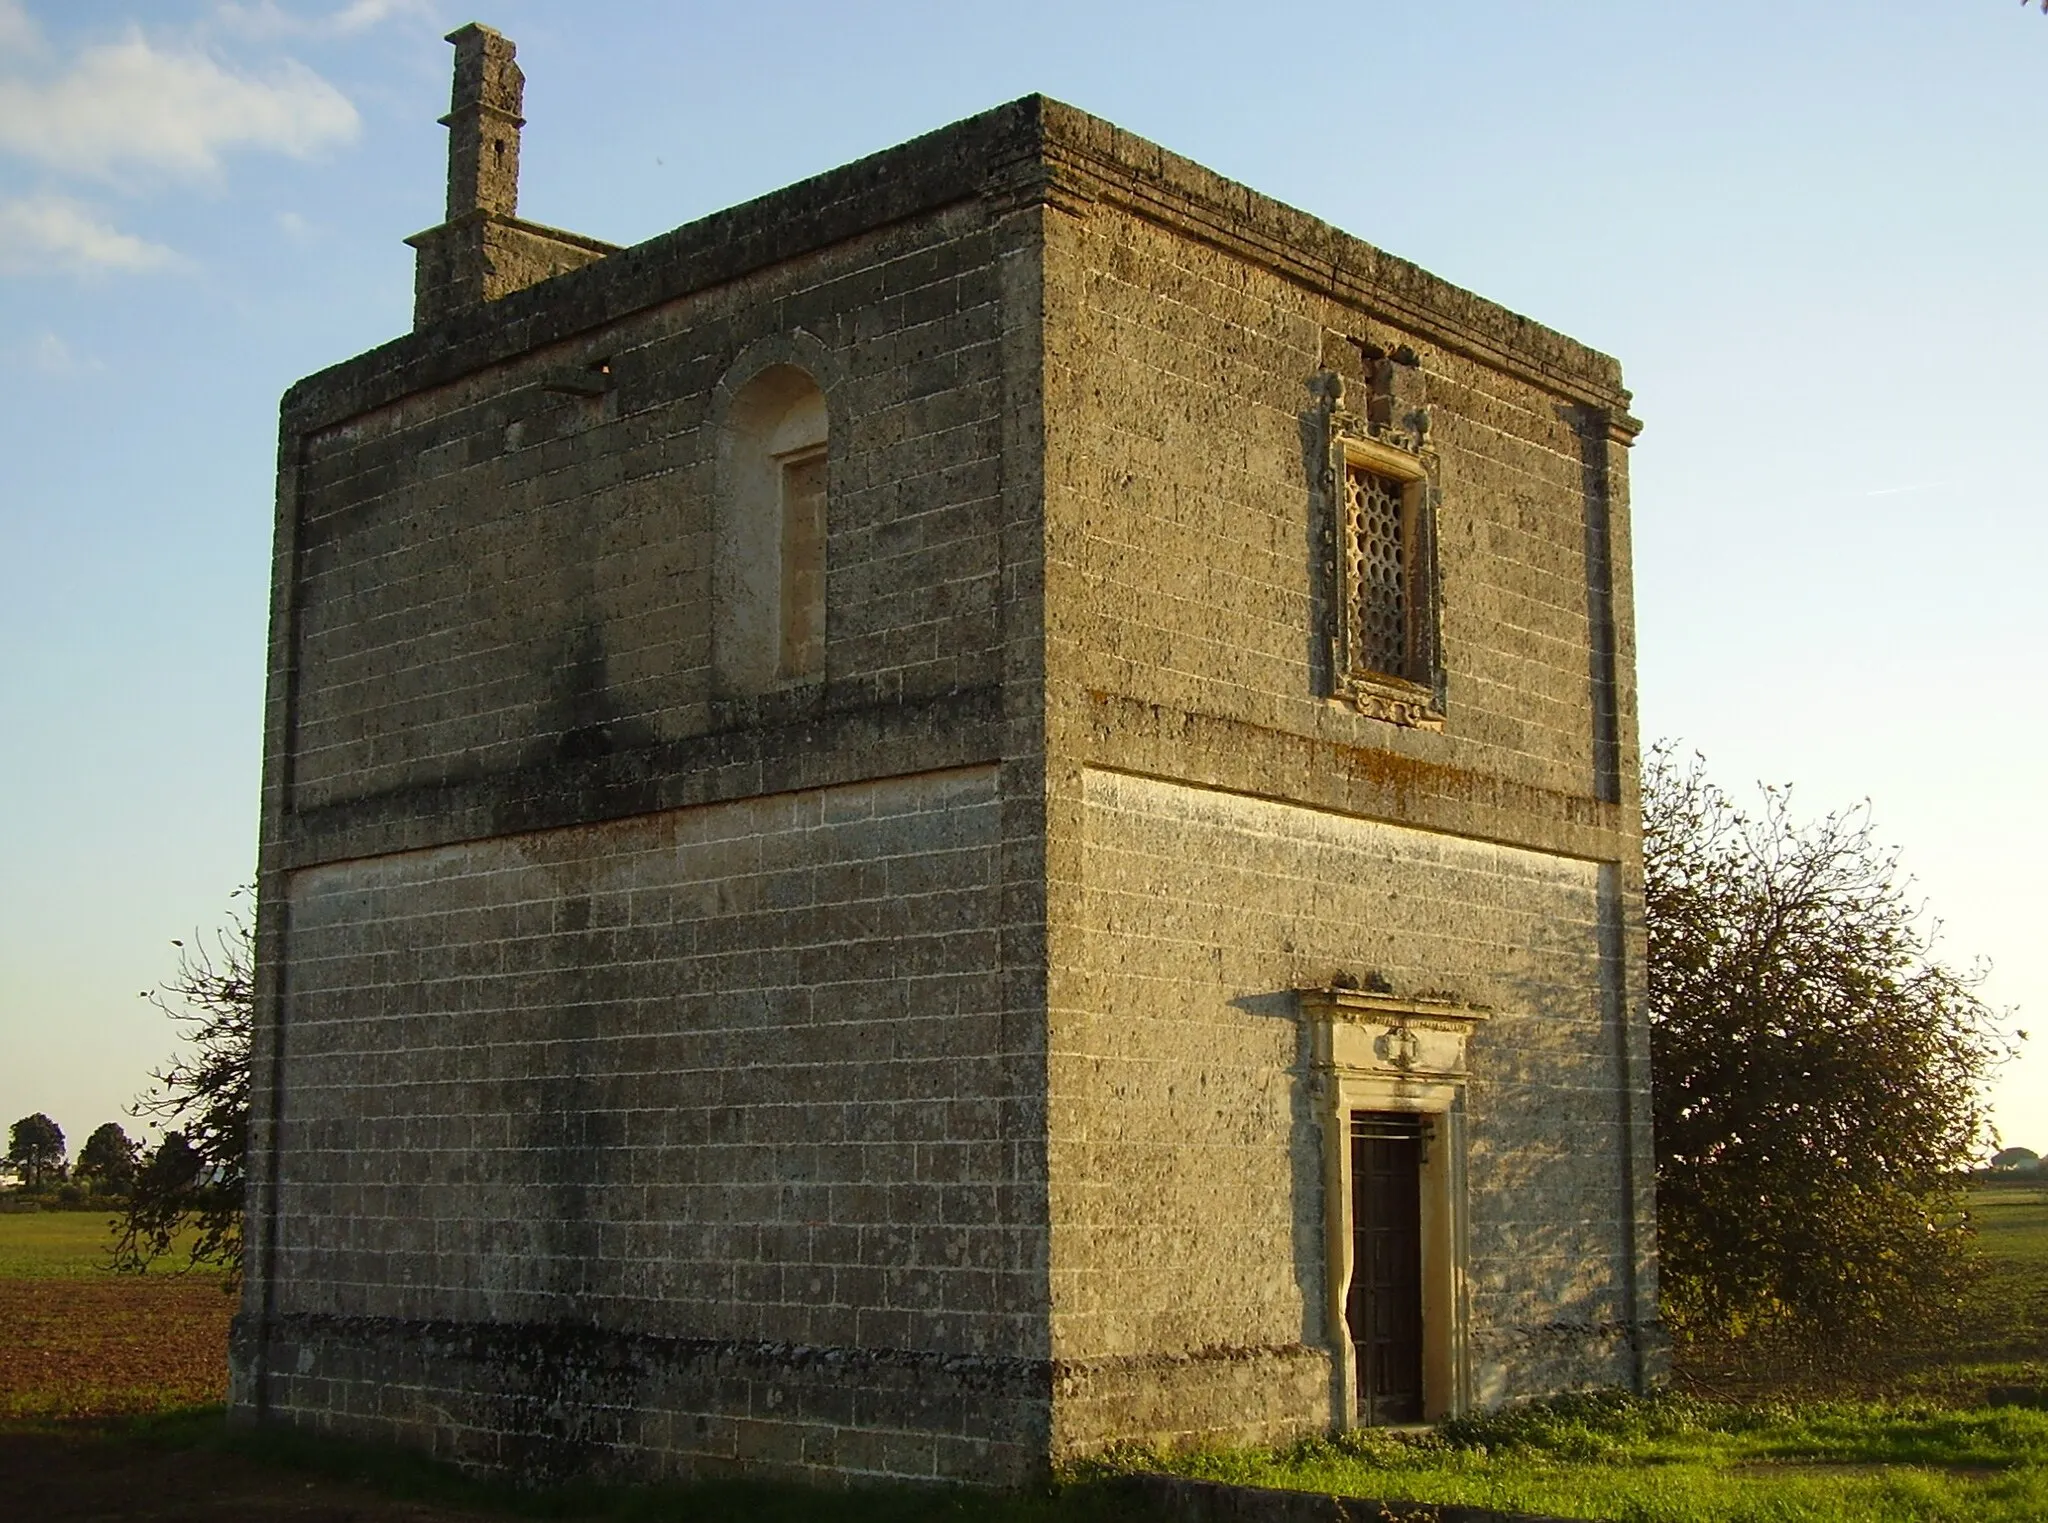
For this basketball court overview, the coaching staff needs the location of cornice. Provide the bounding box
[1029,114,1638,428]
[1296,986,1491,1026]
[281,96,1637,440]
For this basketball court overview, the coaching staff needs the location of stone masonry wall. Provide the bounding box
[1049,770,1634,1453]
[1040,198,1638,813]
[245,153,1059,1485]
[1036,167,1655,1451]
[285,197,1010,837]
[251,767,1047,1483]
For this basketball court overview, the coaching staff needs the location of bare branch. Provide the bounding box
[111,887,253,1292]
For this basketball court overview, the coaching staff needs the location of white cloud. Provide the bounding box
[0,1,43,58]
[8,331,105,376]
[0,28,359,181]
[0,193,178,274]
[212,0,437,40]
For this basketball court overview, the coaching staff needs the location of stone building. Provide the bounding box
[233,23,1661,1489]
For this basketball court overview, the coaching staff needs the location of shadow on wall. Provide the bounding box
[1465,860,1655,1399]
[1563,402,1622,808]
[1221,855,1653,1420]
[1232,988,1332,1364]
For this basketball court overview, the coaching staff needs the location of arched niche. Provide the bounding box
[713,363,829,697]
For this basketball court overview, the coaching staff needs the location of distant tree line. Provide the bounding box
[4,1114,145,1202]
[5,893,251,1297]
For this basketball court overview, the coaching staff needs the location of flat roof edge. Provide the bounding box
[1034,99,1634,424]
[282,95,1633,435]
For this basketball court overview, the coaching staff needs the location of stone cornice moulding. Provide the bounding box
[1297,985,1492,1084]
[402,207,623,258]
[1029,131,1642,435]
[281,98,1638,439]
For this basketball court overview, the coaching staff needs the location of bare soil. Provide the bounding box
[0,1246,483,1519]
[0,1277,234,1419]
[0,1269,490,1518]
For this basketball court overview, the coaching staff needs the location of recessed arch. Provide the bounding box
[712,356,831,697]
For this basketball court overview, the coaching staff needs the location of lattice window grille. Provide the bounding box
[1345,462,1408,678]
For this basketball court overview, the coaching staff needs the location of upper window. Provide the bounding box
[1344,449,1420,683]
[1340,436,1429,688]
[713,364,828,698]
[775,444,827,682]
[1322,368,1442,728]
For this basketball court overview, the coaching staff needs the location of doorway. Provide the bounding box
[1348,1111,1425,1424]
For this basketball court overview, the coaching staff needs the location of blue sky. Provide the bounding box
[2,0,2043,1156]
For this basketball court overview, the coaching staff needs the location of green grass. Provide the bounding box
[0,1208,127,1278]
[1105,1391,2048,1523]
[1972,1180,2048,1270]
[0,1207,218,1279]
[1103,1183,2048,1522]
[1900,1181,2048,1399]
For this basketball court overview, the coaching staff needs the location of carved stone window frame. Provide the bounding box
[1298,985,1488,1425]
[1320,376,1446,728]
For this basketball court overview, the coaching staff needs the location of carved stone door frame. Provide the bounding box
[1299,986,1488,1426]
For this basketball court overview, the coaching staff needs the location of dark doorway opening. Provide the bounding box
[1348,1111,1425,1424]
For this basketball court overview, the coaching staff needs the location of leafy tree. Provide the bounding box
[6,1113,66,1189]
[1644,746,2011,1358]
[74,1122,140,1193]
[1990,1146,2040,1174]
[112,892,252,1289]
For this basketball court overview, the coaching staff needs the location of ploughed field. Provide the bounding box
[0,1185,2044,1521]
[0,1211,232,1420]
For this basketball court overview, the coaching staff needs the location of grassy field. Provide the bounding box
[1974,1177,2048,1258]
[0,1208,159,1277]
[1119,1180,2048,1522]
[1971,1178,2048,1318]
[1115,1392,2048,1523]
[1942,1178,2048,1394]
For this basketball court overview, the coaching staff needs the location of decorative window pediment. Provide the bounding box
[1317,369,1445,729]
[1297,985,1490,1085]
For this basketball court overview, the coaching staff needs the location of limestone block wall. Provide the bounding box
[254,768,1048,1482]
[284,196,1015,838]
[1039,192,1640,821]
[1046,771,1634,1453]
[243,122,1060,1485]
[1034,145,1656,1453]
